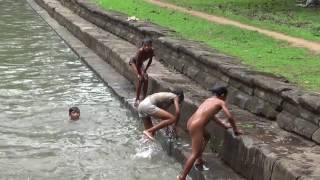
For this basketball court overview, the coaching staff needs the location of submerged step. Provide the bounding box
[33,0,320,179]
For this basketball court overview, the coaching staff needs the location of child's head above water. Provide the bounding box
[172,88,184,103]
[209,85,228,99]
[69,107,80,121]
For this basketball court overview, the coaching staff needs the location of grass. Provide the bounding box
[163,0,320,42]
[93,0,320,91]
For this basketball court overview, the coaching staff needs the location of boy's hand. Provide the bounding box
[222,122,231,129]
[143,72,148,79]
[172,126,178,138]
[234,128,243,136]
[137,75,142,81]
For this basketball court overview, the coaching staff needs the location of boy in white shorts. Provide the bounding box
[138,89,184,140]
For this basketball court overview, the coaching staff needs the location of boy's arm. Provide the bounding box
[173,97,181,126]
[144,57,153,73]
[212,116,231,129]
[221,102,243,135]
[131,50,143,78]
[144,49,154,73]
[130,63,142,81]
[131,63,139,75]
[171,97,181,137]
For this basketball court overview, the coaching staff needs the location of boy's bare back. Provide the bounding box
[187,97,224,128]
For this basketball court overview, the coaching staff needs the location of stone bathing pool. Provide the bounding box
[0,0,182,179]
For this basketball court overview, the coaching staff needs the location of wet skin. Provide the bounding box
[143,96,181,141]
[69,111,80,121]
[130,43,154,106]
[178,96,242,180]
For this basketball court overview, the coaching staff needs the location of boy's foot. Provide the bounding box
[143,130,155,141]
[177,175,184,180]
[134,99,140,107]
[194,161,210,171]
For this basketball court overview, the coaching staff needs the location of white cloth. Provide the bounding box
[138,98,159,118]
[138,92,177,118]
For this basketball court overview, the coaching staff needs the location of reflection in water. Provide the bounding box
[0,0,181,179]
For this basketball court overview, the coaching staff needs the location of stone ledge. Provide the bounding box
[33,0,320,179]
[56,0,320,144]
[59,0,173,47]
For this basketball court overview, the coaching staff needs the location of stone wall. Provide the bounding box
[56,0,320,144]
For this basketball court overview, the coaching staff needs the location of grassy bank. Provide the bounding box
[163,0,320,42]
[94,0,320,91]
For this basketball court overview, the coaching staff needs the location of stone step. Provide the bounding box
[58,0,320,146]
[32,0,320,179]
[28,0,244,179]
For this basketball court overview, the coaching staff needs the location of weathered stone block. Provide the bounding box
[260,146,277,180]
[254,88,283,107]
[225,67,253,86]
[245,96,265,116]
[229,78,253,96]
[271,160,300,180]
[228,87,251,109]
[312,128,320,144]
[251,74,294,94]
[245,96,278,119]
[235,138,256,179]
[299,176,320,180]
[283,102,320,125]
[277,112,318,139]
[221,130,241,168]
[184,65,200,79]
[299,93,320,114]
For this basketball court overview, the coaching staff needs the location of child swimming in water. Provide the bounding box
[137,89,184,140]
[69,107,80,121]
[177,85,243,180]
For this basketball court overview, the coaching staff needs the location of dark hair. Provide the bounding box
[209,85,228,97]
[142,37,152,46]
[172,88,184,102]
[69,107,80,114]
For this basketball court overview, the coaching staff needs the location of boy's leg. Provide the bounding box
[142,73,148,99]
[135,79,142,106]
[143,109,175,140]
[195,130,210,165]
[143,116,154,136]
[178,129,203,180]
[134,66,144,106]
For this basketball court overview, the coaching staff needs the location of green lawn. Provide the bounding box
[163,0,320,42]
[94,0,320,91]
